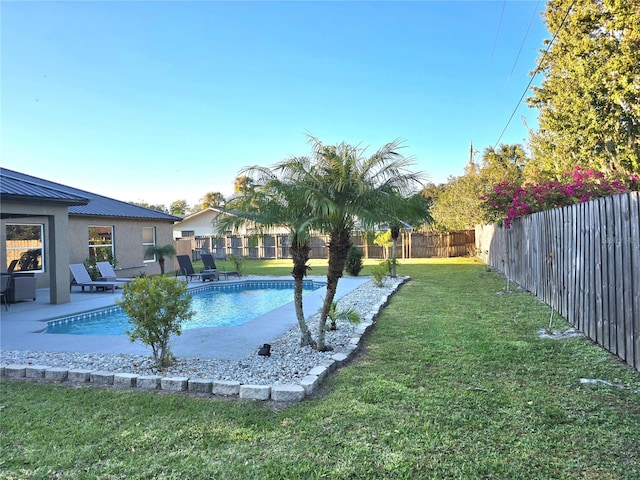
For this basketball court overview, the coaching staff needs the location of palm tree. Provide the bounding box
[145,244,176,275]
[277,135,429,350]
[218,166,318,348]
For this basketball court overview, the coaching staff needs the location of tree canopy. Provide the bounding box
[278,135,429,350]
[526,0,640,178]
[424,144,528,230]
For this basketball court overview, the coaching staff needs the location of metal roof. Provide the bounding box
[1,168,180,222]
[0,170,89,205]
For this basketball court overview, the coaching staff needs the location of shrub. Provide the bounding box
[345,246,364,276]
[116,276,194,369]
[382,257,399,276]
[483,166,638,228]
[227,254,246,276]
[371,263,388,287]
[84,250,116,280]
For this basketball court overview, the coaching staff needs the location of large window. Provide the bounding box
[6,224,44,273]
[88,226,114,261]
[143,227,156,262]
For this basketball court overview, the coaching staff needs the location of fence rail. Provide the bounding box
[174,230,475,262]
[476,192,640,372]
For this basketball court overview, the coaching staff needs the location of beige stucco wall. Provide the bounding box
[69,216,177,278]
[2,210,176,289]
[1,199,73,303]
[1,203,69,290]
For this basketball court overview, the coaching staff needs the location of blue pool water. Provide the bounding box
[45,280,323,336]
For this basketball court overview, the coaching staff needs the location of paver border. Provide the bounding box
[0,278,408,402]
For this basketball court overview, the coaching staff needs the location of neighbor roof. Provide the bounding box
[0,168,180,221]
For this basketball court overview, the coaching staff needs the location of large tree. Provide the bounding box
[278,136,429,351]
[480,144,527,187]
[527,0,640,178]
[169,199,189,216]
[197,191,226,210]
[428,174,484,231]
[219,167,318,347]
[427,144,527,230]
[127,201,169,213]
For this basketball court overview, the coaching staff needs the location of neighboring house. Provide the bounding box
[173,207,229,239]
[0,168,181,305]
[173,207,294,260]
[173,207,290,239]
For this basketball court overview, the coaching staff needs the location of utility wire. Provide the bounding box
[508,0,542,78]
[496,0,542,128]
[487,1,507,77]
[493,0,578,149]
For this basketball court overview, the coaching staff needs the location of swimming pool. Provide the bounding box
[45,280,323,336]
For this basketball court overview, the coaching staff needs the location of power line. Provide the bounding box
[495,0,542,129]
[487,1,507,76]
[508,0,542,79]
[493,0,578,149]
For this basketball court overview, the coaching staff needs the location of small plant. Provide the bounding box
[84,251,115,280]
[345,246,364,276]
[327,300,360,331]
[117,276,194,369]
[83,258,100,280]
[386,257,399,275]
[145,244,176,275]
[371,263,388,287]
[227,254,246,275]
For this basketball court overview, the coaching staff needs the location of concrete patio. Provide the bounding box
[0,276,369,361]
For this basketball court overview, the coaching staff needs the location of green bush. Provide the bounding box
[344,246,364,276]
[371,263,388,287]
[227,254,246,276]
[116,276,194,369]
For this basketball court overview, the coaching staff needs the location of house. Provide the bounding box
[0,168,181,304]
[173,207,294,259]
[173,207,230,239]
[174,207,292,239]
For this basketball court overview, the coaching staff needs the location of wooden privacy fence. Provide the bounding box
[476,192,640,372]
[175,230,475,261]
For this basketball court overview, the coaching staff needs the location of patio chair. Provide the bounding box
[7,259,19,273]
[96,262,134,282]
[201,253,240,279]
[69,263,125,293]
[1,274,10,311]
[176,255,217,282]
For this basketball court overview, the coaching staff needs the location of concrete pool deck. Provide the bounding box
[0,276,370,361]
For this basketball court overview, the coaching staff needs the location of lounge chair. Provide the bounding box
[96,262,134,282]
[201,253,240,279]
[69,263,125,293]
[176,255,218,282]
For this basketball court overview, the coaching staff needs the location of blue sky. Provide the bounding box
[1,1,547,207]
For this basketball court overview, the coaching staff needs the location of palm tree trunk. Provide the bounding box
[317,229,352,351]
[391,226,400,278]
[290,239,316,348]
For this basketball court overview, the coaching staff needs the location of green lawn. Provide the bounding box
[2,258,639,479]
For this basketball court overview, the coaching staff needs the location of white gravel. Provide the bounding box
[1,277,406,385]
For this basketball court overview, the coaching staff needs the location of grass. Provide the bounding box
[2,258,639,479]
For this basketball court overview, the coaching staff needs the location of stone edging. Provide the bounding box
[0,277,409,402]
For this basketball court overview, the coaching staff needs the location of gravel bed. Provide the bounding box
[1,277,405,385]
